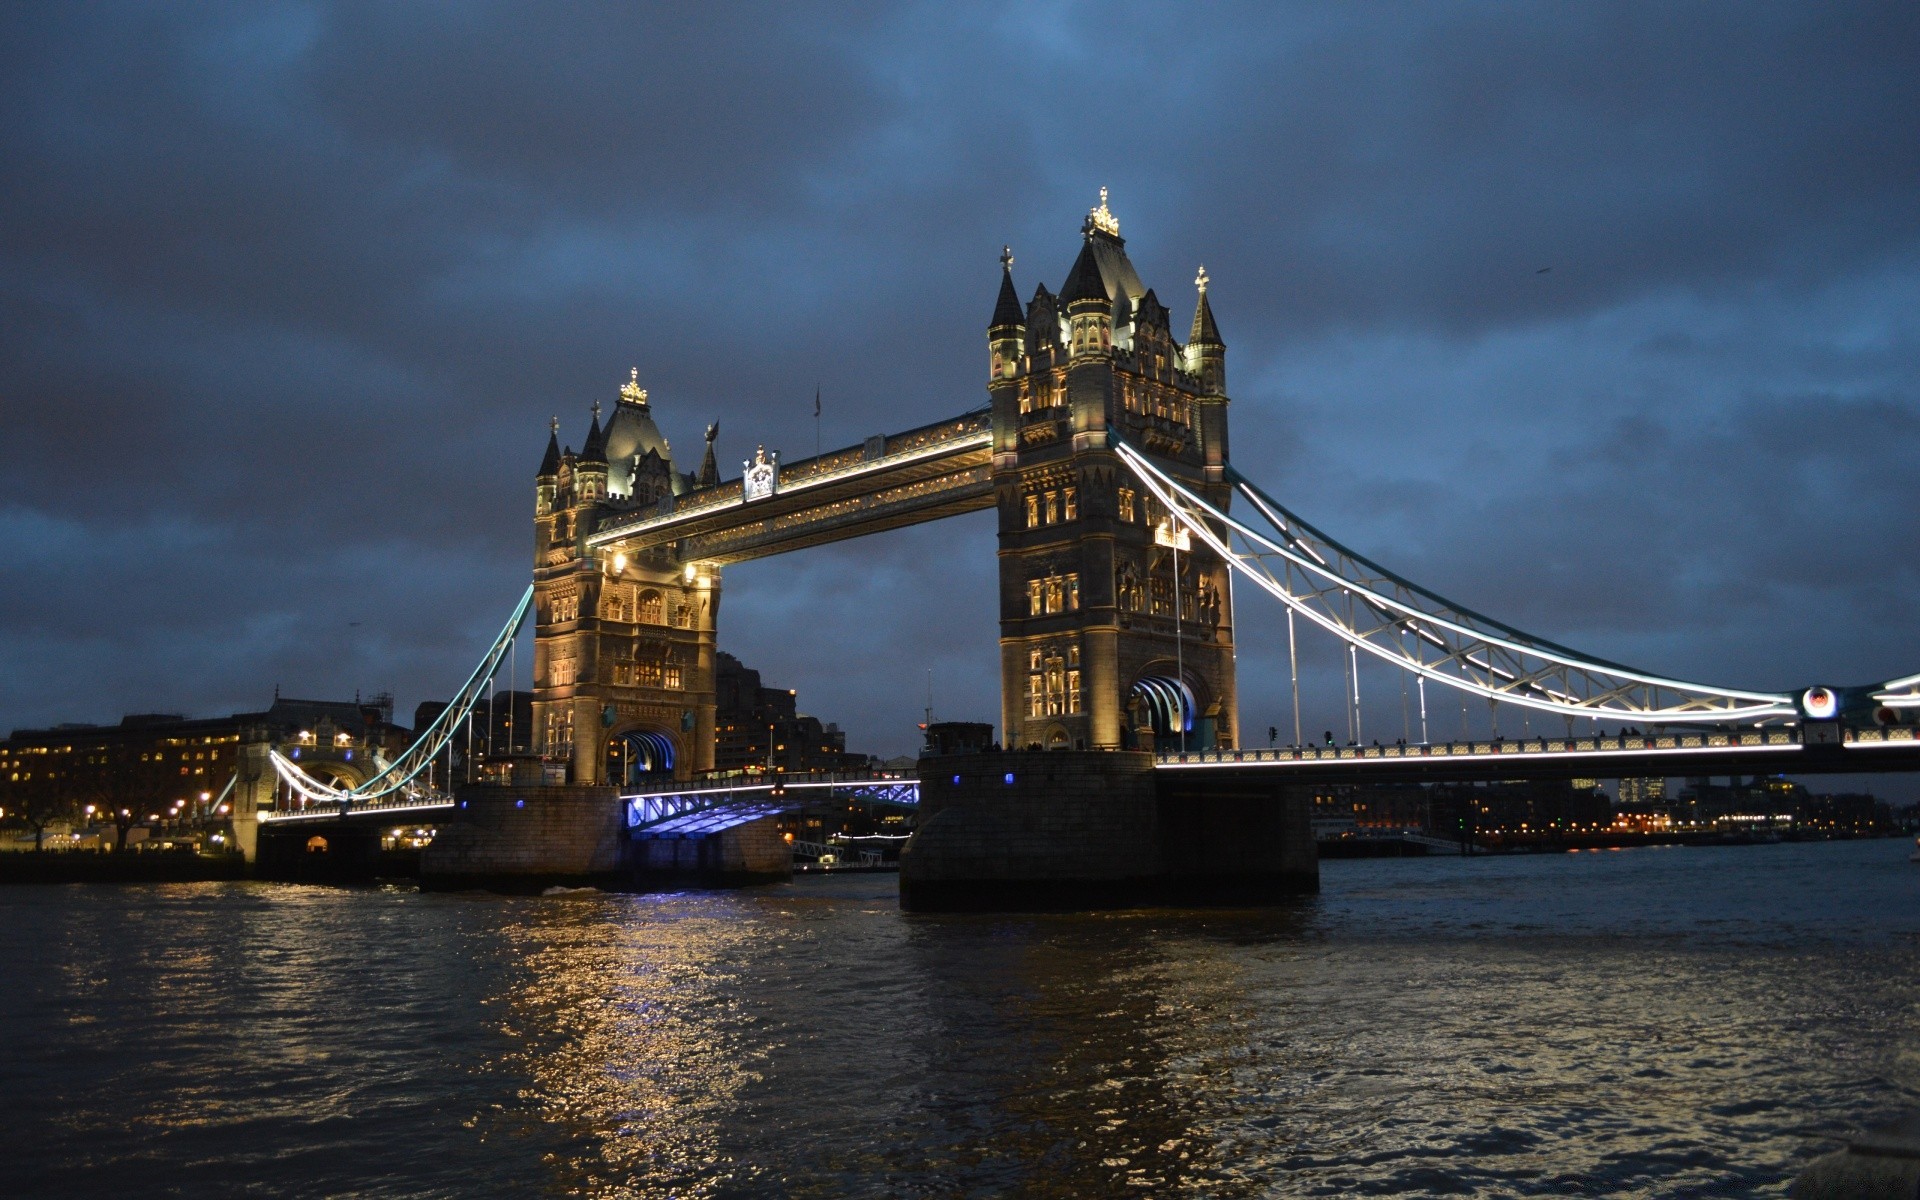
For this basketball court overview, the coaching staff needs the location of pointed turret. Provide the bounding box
[1060,237,1108,307]
[988,246,1026,381]
[581,403,607,464]
[537,417,561,478]
[698,422,721,488]
[1186,266,1226,396]
[990,246,1025,329]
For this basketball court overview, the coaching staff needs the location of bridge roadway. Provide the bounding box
[255,726,1917,829]
[1156,725,1920,785]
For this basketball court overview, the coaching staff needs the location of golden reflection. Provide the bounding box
[490,895,774,1198]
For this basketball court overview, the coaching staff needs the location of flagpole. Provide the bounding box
[814,384,821,457]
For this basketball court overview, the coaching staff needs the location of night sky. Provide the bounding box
[3,4,1916,793]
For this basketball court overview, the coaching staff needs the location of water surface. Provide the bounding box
[4,839,1917,1197]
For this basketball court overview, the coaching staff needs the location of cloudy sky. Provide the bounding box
[3,3,1916,792]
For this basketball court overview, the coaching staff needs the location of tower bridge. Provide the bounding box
[244,190,1920,906]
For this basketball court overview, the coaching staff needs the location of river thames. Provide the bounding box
[4,838,1916,1198]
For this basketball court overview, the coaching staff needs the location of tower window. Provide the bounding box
[1063,486,1077,521]
[1025,494,1039,529]
[1118,487,1136,523]
[1044,491,1059,524]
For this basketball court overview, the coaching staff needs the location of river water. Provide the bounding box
[4,839,1917,1198]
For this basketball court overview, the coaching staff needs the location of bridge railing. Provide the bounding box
[258,790,458,823]
[1152,725,1920,764]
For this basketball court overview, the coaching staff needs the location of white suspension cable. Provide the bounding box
[268,587,533,806]
[1113,440,1799,724]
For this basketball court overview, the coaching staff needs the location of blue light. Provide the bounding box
[1003,772,1015,785]
[951,774,961,785]
[459,800,468,809]
[515,799,525,808]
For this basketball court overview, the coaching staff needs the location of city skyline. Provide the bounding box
[3,5,1917,793]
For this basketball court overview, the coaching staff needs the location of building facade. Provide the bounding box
[988,193,1237,751]
[531,376,723,785]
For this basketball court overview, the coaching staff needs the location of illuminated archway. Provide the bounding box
[606,728,677,788]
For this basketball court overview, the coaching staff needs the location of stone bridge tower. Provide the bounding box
[531,375,720,785]
[988,192,1237,752]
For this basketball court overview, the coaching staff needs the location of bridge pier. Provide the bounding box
[899,750,1316,912]
[420,783,627,891]
[418,782,793,891]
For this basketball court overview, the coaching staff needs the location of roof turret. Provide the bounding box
[697,422,721,488]
[580,402,608,465]
[1189,266,1223,348]
[537,416,561,477]
[991,245,1025,329]
[1060,237,1109,308]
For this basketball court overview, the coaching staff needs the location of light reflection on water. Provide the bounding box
[3,839,1918,1197]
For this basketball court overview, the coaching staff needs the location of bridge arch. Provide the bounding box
[1126,667,1216,752]
[604,722,680,789]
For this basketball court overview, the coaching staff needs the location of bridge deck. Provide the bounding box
[1157,727,1920,783]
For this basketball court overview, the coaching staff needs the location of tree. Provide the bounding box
[10,771,75,852]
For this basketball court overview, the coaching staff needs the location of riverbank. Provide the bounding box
[0,851,249,885]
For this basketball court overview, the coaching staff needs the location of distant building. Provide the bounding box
[1617,776,1666,807]
[711,652,869,776]
[0,696,412,840]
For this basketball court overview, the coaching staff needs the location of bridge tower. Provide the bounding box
[989,192,1238,753]
[530,376,720,785]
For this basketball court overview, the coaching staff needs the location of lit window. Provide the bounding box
[1025,494,1039,528]
[1118,487,1135,522]
[1063,487,1077,521]
[1044,492,1059,524]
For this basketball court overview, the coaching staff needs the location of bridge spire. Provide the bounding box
[1187,264,1225,396]
[581,403,607,465]
[990,245,1024,329]
[537,417,561,478]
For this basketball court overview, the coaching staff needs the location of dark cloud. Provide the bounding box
[2,3,1916,794]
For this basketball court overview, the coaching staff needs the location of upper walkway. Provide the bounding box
[587,411,991,564]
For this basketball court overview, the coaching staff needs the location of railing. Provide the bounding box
[623,775,920,834]
[1150,726,1920,768]
[257,791,457,823]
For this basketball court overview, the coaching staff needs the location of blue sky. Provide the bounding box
[2,3,1916,792]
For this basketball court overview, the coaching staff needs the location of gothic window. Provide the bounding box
[552,592,580,623]
[672,603,691,629]
[1030,572,1080,615]
[1150,575,1173,617]
[1025,494,1039,529]
[1044,491,1059,524]
[1063,486,1077,521]
[1031,642,1082,717]
[638,590,664,624]
[551,652,578,686]
[602,587,632,623]
[1118,487,1136,523]
[665,665,683,690]
[1028,648,1042,672]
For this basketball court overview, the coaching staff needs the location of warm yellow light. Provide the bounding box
[613,552,627,573]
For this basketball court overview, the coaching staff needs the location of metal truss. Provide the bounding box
[269,586,534,805]
[624,776,919,835]
[1114,441,1804,725]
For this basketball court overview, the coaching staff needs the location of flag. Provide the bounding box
[813,387,821,419]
